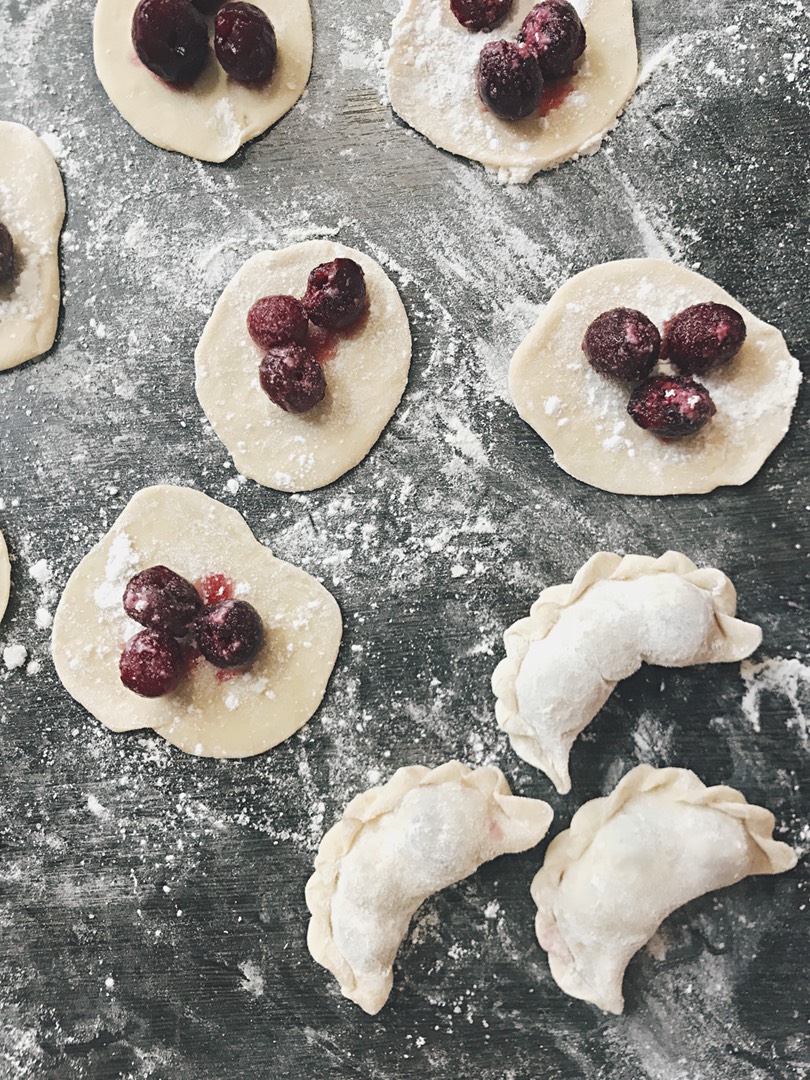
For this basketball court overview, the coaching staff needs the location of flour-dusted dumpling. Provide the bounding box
[52,485,342,757]
[306,761,553,1014]
[0,528,10,623]
[0,122,65,370]
[492,552,762,794]
[195,241,411,492]
[94,0,312,161]
[386,0,638,184]
[531,764,797,1014]
[509,259,802,494]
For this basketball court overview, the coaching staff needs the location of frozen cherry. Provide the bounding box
[132,0,209,86]
[247,295,309,350]
[627,376,716,438]
[120,629,183,697]
[476,41,543,121]
[123,565,203,636]
[0,222,14,284]
[302,258,367,330]
[259,343,326,413]
[192,0,223,11]
[662,302,747,376]
[519,0,586,80]
[450,0,513,31]
[195,599,264,668]
[214,2,277,84]
[582,307,660,381]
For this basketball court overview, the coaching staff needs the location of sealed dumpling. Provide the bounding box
[531,764,797,1014]
[306,761,553,1014]
[492,552,762,793]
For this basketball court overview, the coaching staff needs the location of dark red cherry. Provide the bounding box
[259,343,326,413]
[194,599,264,668]
[519,0,586,80]
[123,565,204,636]
[0,223,15,284]
[582,308,660,381]
[120,629,184,697]
[662,302,747,376]
[450,0,513,31]
[214,2,277,84]
[192,0,223,12]
[627,376,716,438]
[132,0,209,86]
[247,295,309,350]
[476,41,543,121]
[302,258,367,330]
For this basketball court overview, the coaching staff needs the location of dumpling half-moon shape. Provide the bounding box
[531,765,797,1014]
[492,552,762,794]
[305,761,553,1014]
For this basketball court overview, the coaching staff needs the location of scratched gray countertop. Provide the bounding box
[0,0,808,1077]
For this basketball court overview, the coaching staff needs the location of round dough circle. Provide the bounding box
[385,0,637,184]
[509,259,802,495]
[0,528,10,624]
[195,240,412,492]
[0,122,65,370]
[93,0,313,162]
[51,485,343,758]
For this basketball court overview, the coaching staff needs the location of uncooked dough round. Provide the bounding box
[51,485,342,758]
[93,0,313,162]
[0,122,65,370]
[0,529,10,623]
[386,0,637,184]
[195,240,412,492]
[509,259,802,496]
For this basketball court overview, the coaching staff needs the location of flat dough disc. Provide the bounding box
[0,122,65,370]
[195,240,412,492]
[51,485,342,758]
[0,529,9,623]
[509,259,802,495]
[93,0,313,162]
[385,0,637,184]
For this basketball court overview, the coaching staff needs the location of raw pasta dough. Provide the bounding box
[509,259,802,494]
[492,552,762,793]
[0,122,65,370]
[195,241,412,492]
[531,764,797,1013]
[0,529,9,623]
[386,0,637,184]
[93,0,312,161]
[306,761,553,1014]
[51,485,342,757]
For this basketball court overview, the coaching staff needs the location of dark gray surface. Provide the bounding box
[0,0,808,1077]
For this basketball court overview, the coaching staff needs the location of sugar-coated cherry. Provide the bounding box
[627,375,716,438]
[450,0,513,31]
[194,599,264,668]
[123,565,204,636]
[214,2,277,84]
[662,302,747,376]
[582,308,660,381]
[519,0,586,80]
[302,258,367,330]
[132,0,209,86]
[120,629,184,697]
[476,41,543,121]
[0,222,14,284]
[259,343,326,413]
[247,295,309,350]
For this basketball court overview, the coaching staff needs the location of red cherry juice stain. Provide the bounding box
[309,304,371,366]
[196,573,234,605]
[215,667,248,683]
[538,79,573,117]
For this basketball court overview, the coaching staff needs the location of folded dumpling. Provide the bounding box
[531,764,797,1014]
[306,761,553,1014]
[492,552,762,793]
